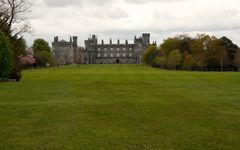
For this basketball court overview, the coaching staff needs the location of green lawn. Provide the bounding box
[0,65,240,150]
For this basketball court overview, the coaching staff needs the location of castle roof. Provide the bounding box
[59,40,68,42]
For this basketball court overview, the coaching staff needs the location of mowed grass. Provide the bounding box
[0,65,240,150]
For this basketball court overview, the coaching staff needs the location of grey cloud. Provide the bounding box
[25,0,240,47]
[44,0,82,7]
[43,0,117,8]
[124,0,188,4]
[106,7,128,19]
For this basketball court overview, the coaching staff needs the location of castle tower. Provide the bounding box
[72,36,78,47]
[110,38,112,45]
[54,36,58,42]
[72,36,78,63]
[142,33,150,45]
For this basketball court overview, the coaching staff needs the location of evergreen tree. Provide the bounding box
[0,32,13,80]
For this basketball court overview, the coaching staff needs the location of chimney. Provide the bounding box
[110,38,112,45]
[125,40,128,44]
[117,39,120,44]
[102,40,104,45]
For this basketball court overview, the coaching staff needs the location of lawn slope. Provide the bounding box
[0,65,240,149]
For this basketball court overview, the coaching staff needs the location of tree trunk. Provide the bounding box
[220,62,223,72]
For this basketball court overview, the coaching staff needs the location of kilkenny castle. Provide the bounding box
[52,33,153,65]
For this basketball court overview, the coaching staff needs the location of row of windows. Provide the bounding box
[98,53,133,58]
[97,47,133,51]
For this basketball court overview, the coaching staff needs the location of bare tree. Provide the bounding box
[0,0,31,37]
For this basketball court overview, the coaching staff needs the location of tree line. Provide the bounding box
[142,34,240,71]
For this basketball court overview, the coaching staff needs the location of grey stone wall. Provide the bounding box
[84,33,150,64]
[52,41,74,65]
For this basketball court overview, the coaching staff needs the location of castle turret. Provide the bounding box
[142,33,150,45]
[54,36,58,42]
[72,36,78,47]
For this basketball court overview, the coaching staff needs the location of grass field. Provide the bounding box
[0,65,240,150]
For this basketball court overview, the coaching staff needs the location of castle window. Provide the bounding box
[123,53,126,57]
[98,54,101,58]
[110,48,113,51]
[104,53,107,57]
[117,48,120,51]
[129,53,132,57]
[129,48,132,51]
[110,54,114,57]
[104,48,107,51]
[98,48,101,51]
[123,48,126,51]
[116,53,120,57]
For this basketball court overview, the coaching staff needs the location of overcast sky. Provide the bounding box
[24,0,240,47]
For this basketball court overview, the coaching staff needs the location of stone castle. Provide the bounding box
[52,33,153,65]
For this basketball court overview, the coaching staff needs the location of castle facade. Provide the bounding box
[52,33,151,65]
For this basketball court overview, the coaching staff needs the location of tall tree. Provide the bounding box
[160,38,178,55]
[0,0,31,36]
[142,45,158,66]
[0,32,13,80]
[183,54,196,70]
[175,34,193,53]
[219,37,239,62]
[168,49,182,70]
[234,49,240,71]
[32,38,53,67]
[190,39,207,70]
[33,38,51,52]
[210,39,229,71]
